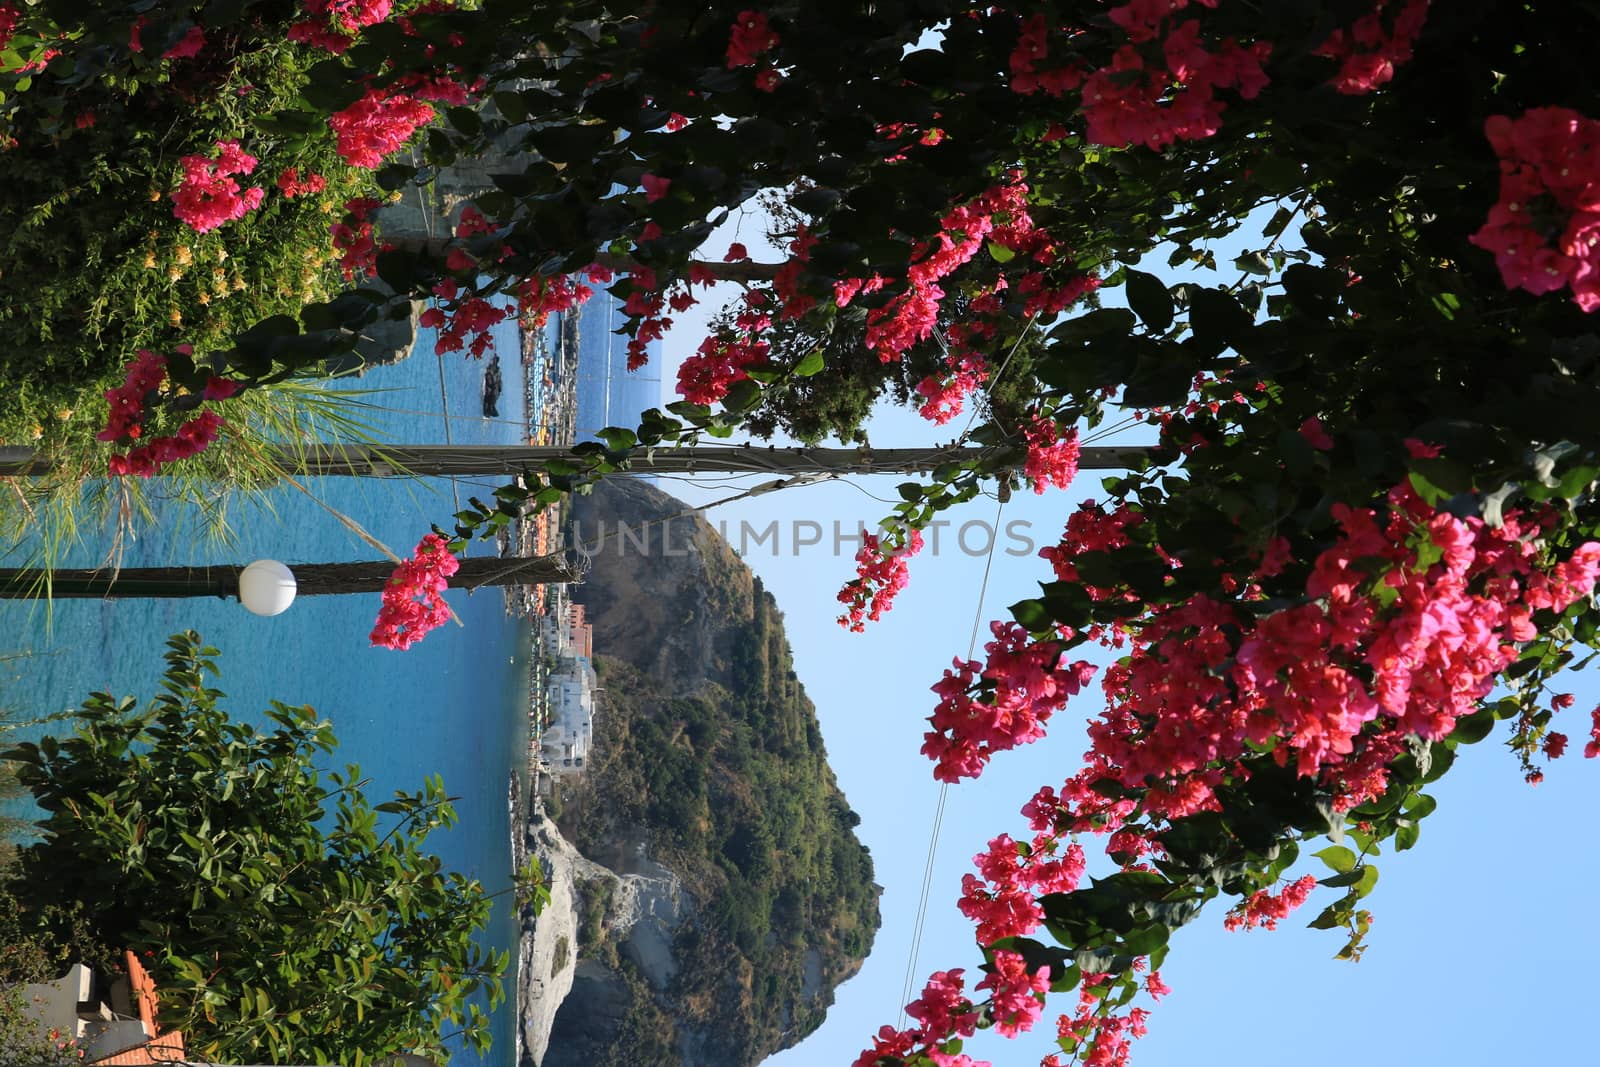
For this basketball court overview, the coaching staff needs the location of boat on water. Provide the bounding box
[482,355,504,417]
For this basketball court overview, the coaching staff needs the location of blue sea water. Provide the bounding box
[571,288,666,442]
[0,318,534,1066]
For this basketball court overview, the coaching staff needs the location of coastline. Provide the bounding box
[509,768,531,1067]
[507,307,578,1067]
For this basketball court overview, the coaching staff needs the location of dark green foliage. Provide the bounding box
[0,881,101,1067]
[0,40,364,432]
[3,632,508,1067]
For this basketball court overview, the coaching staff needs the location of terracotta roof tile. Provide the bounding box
[90,1031,186,1065]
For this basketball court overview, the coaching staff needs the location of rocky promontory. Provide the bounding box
[517,479,880,1067]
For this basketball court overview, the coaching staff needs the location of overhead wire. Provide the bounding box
[894,317,1036,1025]
[897,493,1006,1027]
[889,304,1155,1027]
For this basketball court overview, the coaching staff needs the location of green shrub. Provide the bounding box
[4,631,506,1066]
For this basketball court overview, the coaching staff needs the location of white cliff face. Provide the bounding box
[520,806,689,1067]
[520,811,584,1067]
[609,851,692,991]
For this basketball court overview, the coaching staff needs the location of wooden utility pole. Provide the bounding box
[0,554,577,601]
[0,443,1150,479]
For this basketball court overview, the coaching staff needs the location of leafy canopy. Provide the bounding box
[5,631,514,1067]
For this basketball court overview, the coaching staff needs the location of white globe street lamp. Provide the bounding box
[237,559,297,616]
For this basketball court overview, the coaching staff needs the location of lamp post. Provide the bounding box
[237,559,297,616]
[0,554,578,604]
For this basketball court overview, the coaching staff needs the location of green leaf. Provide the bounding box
[1234,251,1273,276]
[1125,270,1174,332]
[1010,598,1053,632]
[596,427,637,452]
[492,91,528,123]
[794,350,825,377]
[986,240,1016,264]
[447,106,484,136]
[722,377,763,414]
[1049,307,1137,343]
[376,162,419,192]
[1186,287,1252,355]
[1450,708,1496,745]
[1314,845,1357,873]
[1261,205,1295,240]
[375,249,419,293]
[1556,464,1598,501]
[1121,922,1171,955]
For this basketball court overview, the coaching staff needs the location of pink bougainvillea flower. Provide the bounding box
[836,528,924,632]
[288,0,393,53]
[1022,417,1081,493]
[328,89,436,168]
[202,375,242,401]
[726,10,779,68]
[1312,0,1431,94]
[161,25,207,60]
[370,534,461,649]
[1299,416,1335,450]
[276,167,328,198]
[1472,106,1600,312]
[171,140,265,233]
[641,173,672,202]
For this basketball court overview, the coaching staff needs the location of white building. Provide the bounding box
[541,602,598,776]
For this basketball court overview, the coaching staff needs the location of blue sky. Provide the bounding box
[630,211,1600,1067]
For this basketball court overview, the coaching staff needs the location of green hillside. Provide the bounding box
[547,479,879,1067]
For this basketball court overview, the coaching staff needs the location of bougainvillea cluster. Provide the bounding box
[975,949,1050,1037]
[1049,484,1600,828]
[288,0,393,53]
[1039,500,1147,606]
[277,167,328,198]
[0,4,20,52]
[162,25,207,61]
[516,272,594,329]
[1222,875,1318,931]
[1021,417,1081,494]
[1312,0,1430,94]
[958,826,1086,944]
[421,279,512,357]
[98,346,240,476]
[1006,0,1435,149]
[860,463,1600,1066]
[170,140,265,234]
[853,966,982,1067]
[327,88,436,169]
[331,196,385,280]
[675,287,773,405]
[1007,3,1273,150]
[1050,974,1154,1067]
[857,179,1075,365]
[97,348,169,445]
[922,620,1097,782]
[725,10,779,68]
[1470,105,1600,312]
[370,533,460,649]
[914,347,990,425]
[836,528,924,633]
